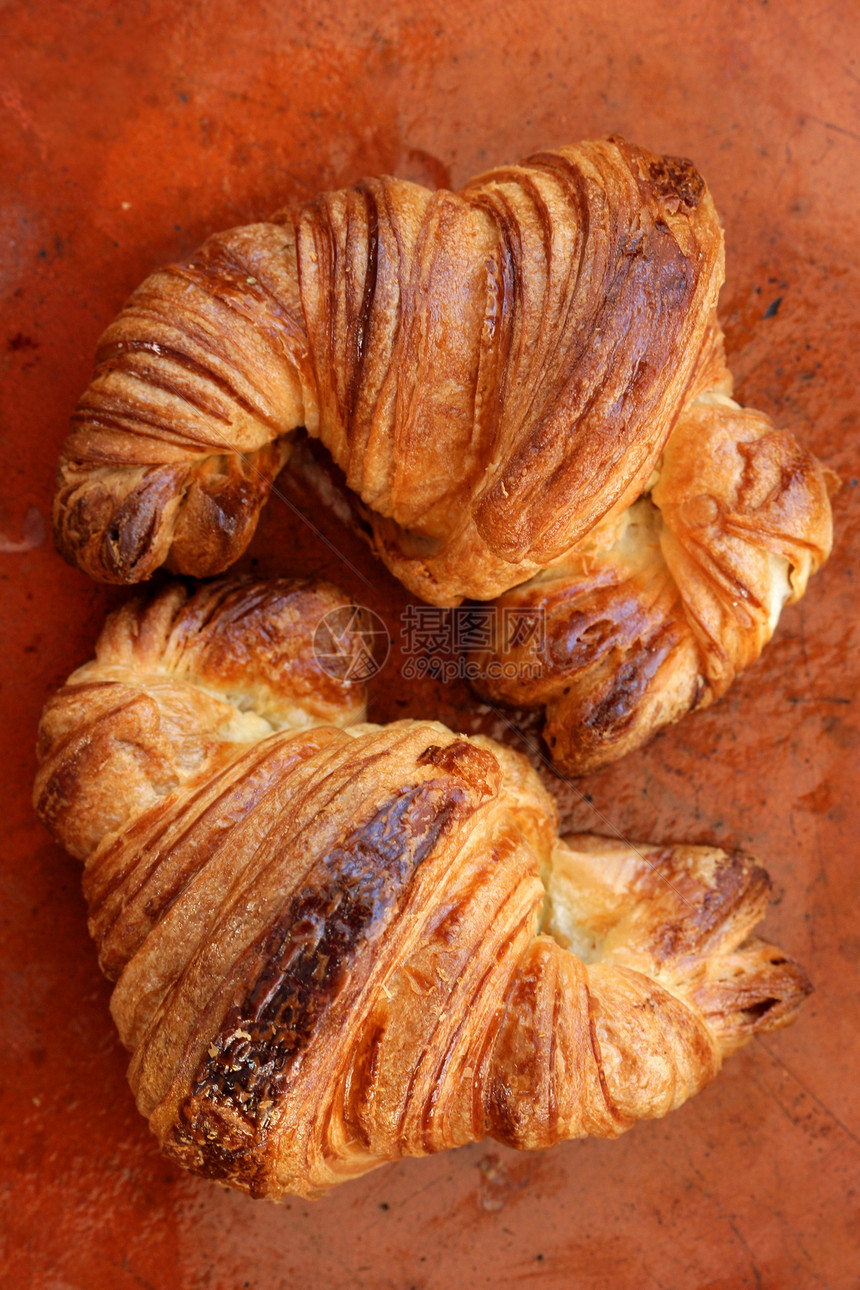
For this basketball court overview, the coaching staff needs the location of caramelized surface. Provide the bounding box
[34,579,810,1198]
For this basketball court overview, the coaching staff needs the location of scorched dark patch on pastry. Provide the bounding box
[578,626,682,734]
[640,152,705,211]
[472,147,705,559]
[629,847,772,962]
[169,771,478,1184]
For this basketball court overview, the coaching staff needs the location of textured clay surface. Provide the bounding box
[2,1,858,1287]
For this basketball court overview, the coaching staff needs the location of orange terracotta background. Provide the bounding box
[2,2,858,1286]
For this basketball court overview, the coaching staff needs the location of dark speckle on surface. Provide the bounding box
[7,332,39,352]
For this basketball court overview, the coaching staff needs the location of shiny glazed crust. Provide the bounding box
[474,388,834,773]
[50,135,833,774]
[34,578,810,1198]
[52,136,727,596]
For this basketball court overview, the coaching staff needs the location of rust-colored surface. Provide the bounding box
[2,2,858,1286]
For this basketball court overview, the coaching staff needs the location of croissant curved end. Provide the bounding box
[473,385,834,775]
[33,576,810,1198]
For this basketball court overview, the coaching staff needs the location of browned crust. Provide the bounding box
[53,137,726,599]
[53,222,313,583]
[166,765,488,1191]
[474,392,833,775]
[50,136,831,776]
[33,576,811,1198]
[33,577,369,860]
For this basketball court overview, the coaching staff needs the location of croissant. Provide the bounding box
[51,135,832,773]
[472,388,834,773]
[34,576,810,1199]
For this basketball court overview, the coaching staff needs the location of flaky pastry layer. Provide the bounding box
[34,578,810,1198]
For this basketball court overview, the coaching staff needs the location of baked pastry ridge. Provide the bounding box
[34,577,810,1198]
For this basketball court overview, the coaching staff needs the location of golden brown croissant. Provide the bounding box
[55,137,730,595]
[473,388,834,773]
[51,135,832,773]
[34,576,810,1198]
